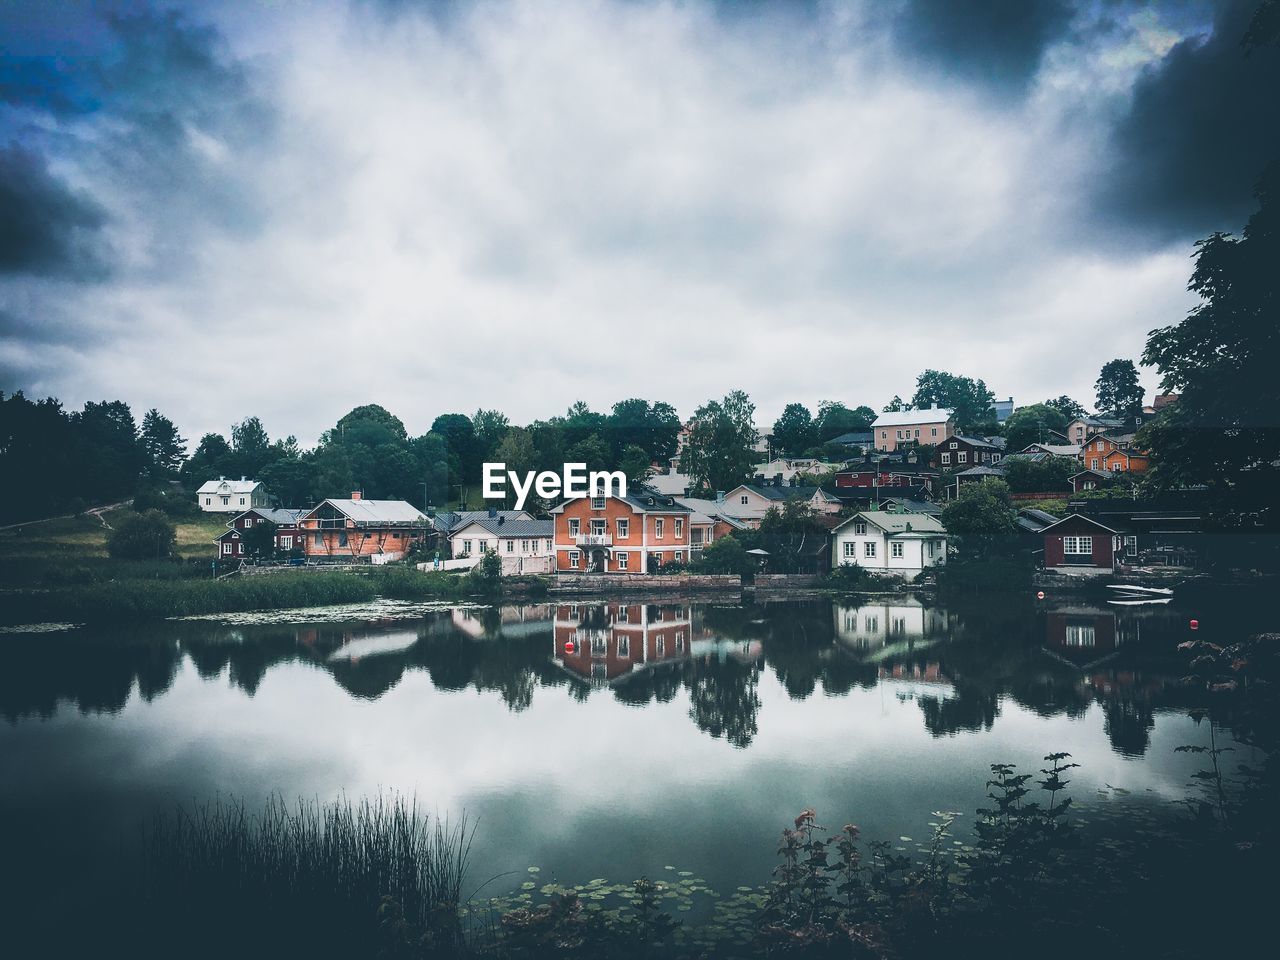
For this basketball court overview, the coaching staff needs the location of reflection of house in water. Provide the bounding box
[877,662,955,697]
[326,629,420,662]
[832,598,949,659]
[450,605,553,641]
[553,602,760,687]
[1042,603,1150,669]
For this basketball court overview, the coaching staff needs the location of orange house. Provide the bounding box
[1082,434,1149,475]
[551,490,692,573]
[297,492,429,561]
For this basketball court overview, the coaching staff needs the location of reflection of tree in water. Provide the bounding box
[917,689,999,737]
[687,658,760,748]
[1103,699,1156,758]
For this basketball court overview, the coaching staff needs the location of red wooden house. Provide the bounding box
[1040,514,1126,574]
[214,508,304,560]
[551,490,692,573]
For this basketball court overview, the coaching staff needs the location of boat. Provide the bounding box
[1106,584,1174,596]
[1107,597,1172,606]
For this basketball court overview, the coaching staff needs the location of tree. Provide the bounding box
[183,432,234,484]
[911,369,997,430]
[607,398,680,462]
[697,534,751,574]
[1094,359,1145,422]
[1002,403,1068,452]
[618,444,654,486]
[1141,163,1280,529]
[334,404,407,447]
[492,427,538,508]
[472,408,511,462]
[231,416,272,477]
[258,455,317,506]
[755,500,828,573]
[1002,456,1076,494]
[106,509,176,560]
[140,409,186,478]
[771,403,815,455]
[240,520,278,560]
[71,400,146,500]
[1044,395,1086,422]
[681,391,758,494]
[409,432,451,509]
[431,413,479,493]
[813,401,875,442]
[940,479,1017,558]
[883,395,907,412]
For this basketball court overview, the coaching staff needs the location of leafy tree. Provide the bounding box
[1043,395,1086,422]
[183,432,234,484]
[755,501,828,573]
[71,400,146,500]
[240,520,278,560]
[106,508,177,560]
[941,479,1018,558]
[409,432,451,509]
[696,534,751,574]
[911,369,997,430]
[567,433,610,472]
[1094,359,1145,422]
[430,414,479,492]
[618,444,654,486]
[258,456,316,506]
[1142,163,1280,529]
[772,403,815,455]
[812,401,875,442]
[334,404,407,447]
[883,395,907,412]
[472,408,511,461]
[1002,456,1076,494]
[230,416,274,477]
[140,409,186,478]
[607,398,680,462]
[1003,403,1069,452]
[682,391,758,494]
[492,427,538,508]
[563,401,607,450]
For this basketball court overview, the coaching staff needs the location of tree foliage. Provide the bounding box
[941,479,1017,557]
[682,391,759,494]
[106,509,177,560]
[1002,403,1068,452]
[911,370,997,430]
[1094,359,1145,423]
[772,403,815,455]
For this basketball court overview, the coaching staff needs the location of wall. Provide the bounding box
[874,420,952,452]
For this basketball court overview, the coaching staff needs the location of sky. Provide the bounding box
[1,0,1277,445]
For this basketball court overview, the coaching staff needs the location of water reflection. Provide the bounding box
[1,594,1259,761]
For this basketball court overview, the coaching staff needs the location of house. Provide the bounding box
[196,477,269,513]
[833,597,950,656]
[214,507,304,560]
[551,488,692,573]
[1081,434,1149,474]
[1040,513,1125,574]
[1065,415,1123,446]
[833,484,932,510]
[675,497,753,553]
[1069,468,1119,493]
[448,514,556,574]
[722,481,843,526]
[828,430,874,452]
[878,496,942,517]
[647,471,694,496]
[871,406,955,452]
[833,457,940,495]
[935,435,1002,470]
[297,492,429,561]
[990,398,1015,423]
[751,458,842,484]
[831,510,947,577]
[1019,442,1083,459]
[1016,507,1059,538]
[1062,498,1203,567]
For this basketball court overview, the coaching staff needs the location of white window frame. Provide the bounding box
[618,553,629,570]
[222,542,232,555]
[864,541,877,558]
[854,522,866,536]
[674,519,683,538]
[891,541,904,559]
[590,496,606,510]
[568,518,580,537]
[655,518,664,539]
[941,452,951,465]
[843,541,856,558]
[281,536,293,549]
[616,518,628,539]
[568,550,580,568]
[1063,536,1093,555]
[462,540,472,554]
[741,495,749,504]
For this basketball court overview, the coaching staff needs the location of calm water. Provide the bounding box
[0,591,1270,926]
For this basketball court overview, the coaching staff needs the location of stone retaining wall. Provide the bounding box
[549,573,742,592]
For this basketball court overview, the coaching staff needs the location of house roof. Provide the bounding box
[879,497,942,515]
[1073,415,1124,428]
[228,507,303,527]
[432,509,532,532]
[647,472,692,495]
[197,477,261,495]
[550,488,691,514]
[1069,468,1115,481]
[305,498,428,525]
[1021,443,1082,457]
[955,465,1006,477]
[1016,508,1060,533]
[452,517,554,539]
[1038,513,1121,535]
[950,434,1000,449]
[872,408,954,427]
[835,511,946,535]
[675,497,755,527]
[829,431,874,445]
[736,483,822,501]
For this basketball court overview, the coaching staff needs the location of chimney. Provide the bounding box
[715,490,725,503]
[351,490,362,501]
[498,514,505,525]
[488,507,497,518]
[241,476,247,482]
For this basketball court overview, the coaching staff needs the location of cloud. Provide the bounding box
[0,145,107,277]
[0,0,1266,443]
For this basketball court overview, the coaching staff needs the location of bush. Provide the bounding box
[697,534,751,575]
[106,509,177,561]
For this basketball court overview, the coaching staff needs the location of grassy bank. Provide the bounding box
[0,568,476,625]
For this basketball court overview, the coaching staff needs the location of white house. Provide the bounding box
[832,597,950,654]
[449,515,556,574]
[831,510,947,577]
[196,477,269,513]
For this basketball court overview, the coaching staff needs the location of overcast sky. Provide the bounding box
[2,0,1277,445]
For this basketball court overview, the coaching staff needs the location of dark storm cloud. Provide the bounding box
[0,145,107,278]
[1104,0,1280,236]
[890,0,1076,92]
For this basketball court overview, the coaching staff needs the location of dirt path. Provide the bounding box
[0,501,132,533]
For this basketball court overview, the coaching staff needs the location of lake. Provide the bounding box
[0,590,1269,949]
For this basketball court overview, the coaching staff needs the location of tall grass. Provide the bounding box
[144,794,472,958]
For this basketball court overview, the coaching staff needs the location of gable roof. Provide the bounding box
[1068,468,1115,482]
[954,465,1006,477]
[829,430,874,445]
[879,497,942,516]
[834,511,946,535]
[432,509,533,532]
[675,497,755,527]
[949,434,999,449]
[1038,512,1121,535]
[872,408,954,427]
[735,483,822,501]
[197,477,262,495]
[227,507,303,527]
[451,517,554,539]
[1016,508,1060,533]
[549,489,691,515]
[303,499,428,526]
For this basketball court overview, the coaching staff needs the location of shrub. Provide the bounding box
[106,509,177,560]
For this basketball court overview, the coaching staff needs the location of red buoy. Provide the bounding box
[564,640,575,653]
[1190,619,1199,631]
[1036,591,1045,600]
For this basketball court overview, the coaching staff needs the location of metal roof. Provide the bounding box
[196,478,262,494]
[835,512,946,535]
[871,408,955,427]
[308,499,428,525]
[451,517,553,539]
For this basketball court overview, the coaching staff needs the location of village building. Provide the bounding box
[831,510,947,577]
[448,515,556,574]
[1065,415,1123,446]
[832,597,949,656]
[871,406,955,452]
[1039,513,1126,575]
[834,458,939,496]
[989,397,1015,423]
[297,493,429,562]
[1069,468,1119,493]
[551,489,692,573]
[1082,434,1150,474]
[196,477,269,513]
[935,435,1003,470]
[1019,442,1084,459]
[722,481,842,526]
[214,507,305,560]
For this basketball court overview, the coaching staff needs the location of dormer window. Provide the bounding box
[590,496,605,510]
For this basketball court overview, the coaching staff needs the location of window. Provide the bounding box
[843,541,856,558]
[222,542,232,555]
[657,637,665,657]
[281,536,293,549]
[239,497,245,505]
[1065,623,1096,647]
[546,539,553,551]
[569,551,580,568]
[741,495,749,504]
[675,632,684,652]
[568,518,580,536]
[941,452,951,465]
[590,519,605,536]
[245,518,253,527]
[854,522,866,535]
[462,540,472,554]
[618,553,629,570]
[864,541,877,558]
[618,636,630,657]
[958,451,968,463]
[521,540,529,552]
[655,518,664,538]
[880,431,887,439]
[949,442,958,449]
[931,428,938,437]
[1111,463,1122,472]
[618,606,629,622]
[221,496,229,505]
[928,541,936,557]
[591,635,607,656]
[337,532,347,547]
[205,497,211,505]
[590,496,606,510]
[891,542,904,558]
[865,615,878,632]
[1063,536,1092,555]
[673,551,682,562]
[674,519,683,538]
[1091,458,1099,470]
[616,518,628,539]
[897,430,903,439]
[506,540,514,552]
